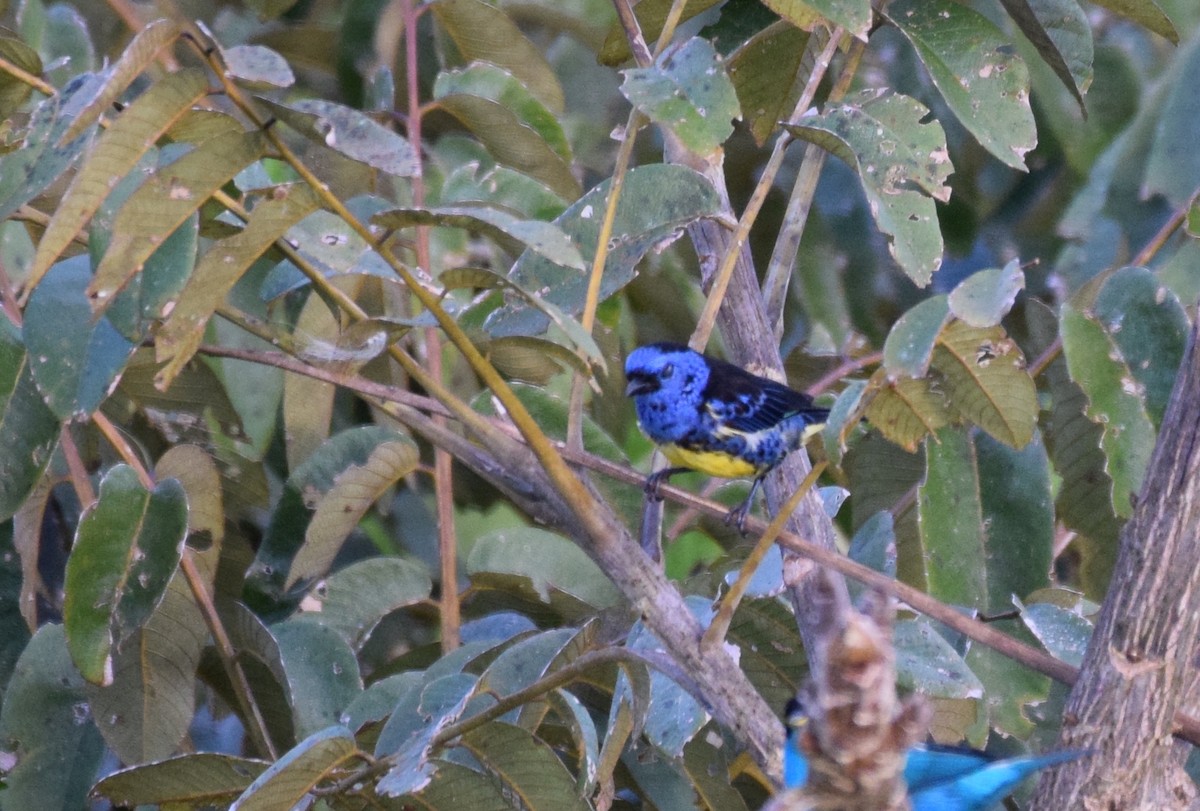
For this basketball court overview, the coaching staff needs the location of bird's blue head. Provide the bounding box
[624,343,710,443]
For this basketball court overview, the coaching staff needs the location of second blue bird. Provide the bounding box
[784,699,1086,810]
[623,343,829,530]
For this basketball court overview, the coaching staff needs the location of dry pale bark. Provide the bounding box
[1031,319,1200,810]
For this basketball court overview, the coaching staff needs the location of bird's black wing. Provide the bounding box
[701,356,826,433]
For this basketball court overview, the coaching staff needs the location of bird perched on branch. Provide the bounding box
[784,698,1086,810]
[623,343,829,531]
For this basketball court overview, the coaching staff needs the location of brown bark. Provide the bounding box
[665,137,851,672]
[1031,320,1200,810]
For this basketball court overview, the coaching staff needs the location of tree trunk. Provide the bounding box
[1031,319,1200,810]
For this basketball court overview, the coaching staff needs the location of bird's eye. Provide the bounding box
[661,363,674,379]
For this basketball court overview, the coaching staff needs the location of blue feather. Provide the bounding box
[784,700,1085,810]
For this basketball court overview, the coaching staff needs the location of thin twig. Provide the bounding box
[1131,198,1193,267]
[93,411,153,489]
[0,55,51,94]
[59,426,96,507]
[762,37,867,328]
[179,551,279,759]
[703,461,827,651]
[806,350,883,396]
[689,28,843,352]
[399,0,460,653]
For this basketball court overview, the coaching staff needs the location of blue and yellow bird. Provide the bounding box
[784,699,1086,810]
[623,343,829,530]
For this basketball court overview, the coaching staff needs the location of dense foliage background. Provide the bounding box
[0,0,1195,808]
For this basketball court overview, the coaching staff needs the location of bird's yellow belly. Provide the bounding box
[660,443,758,478]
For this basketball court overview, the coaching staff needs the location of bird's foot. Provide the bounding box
[644,469,670,502]
[724,498,753,535]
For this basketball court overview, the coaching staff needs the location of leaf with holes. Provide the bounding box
[621,37,741,154]
[885,0,1037,169]
[785,92,950,285]
[932,321,1037,448]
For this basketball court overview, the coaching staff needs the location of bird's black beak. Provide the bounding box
[624,374,657,397]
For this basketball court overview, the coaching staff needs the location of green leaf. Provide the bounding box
[623,596,712,757]
[865,375,951,452]
[997,0,1092,113]
[0,36,41,118]
[932,320,1038,449]
[822,378,867,466]
[229,726,358,811]
[975,432,1054,607]
[259,97,419,176]
[222,44,296,89]
[376,673,479,795]
[209,602,296,749]
[247,425,408,601]
[894,619,984,698]
[1088,0,1177,44]
[24,255,135,420]
[965,626,1052,738]
[467,528,622,619]
[778,0,871,39]
[478,628,580,701]
[29,68,210,291]
[0,625,105,811]
[947,260,1026,329]
[294,557,432,648]
[259,205,396,301]
[373,204,586,270]
[430,0,565,113]
[106,212,199,343]
[62,465,188,684]
[1020,601,1092,667]
[681,735,752,811]
[89,130,266,308]
[443,267,605,370]
[726,20,811,146]
[341,672,423,731]
[599,0,722,65]
[93,753,269,807]
[485,164,720,336]
[620,37,741,154]
[272,620,362,738]
[847,511,897,602]
[0,319,59,521]
[0,71,104,224]
[439,163,568,221]
[1060,305,1155,518]
[1093,267,1188,427]
[458,722,593,811]
[915,428,1051,610]
[884,0,1037,170]
[916,428,987,606]
[1144,37,1200,207]
[434,63,577,198]
[883,294,950,377]
[727,598,806,714]
[288,436,418,590]
[784,92,950,285]
[60,19,181,143]
[394,760,513,808]
[437,63,569,161]
[1011,299,1120,596]
[84,566,208,762]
